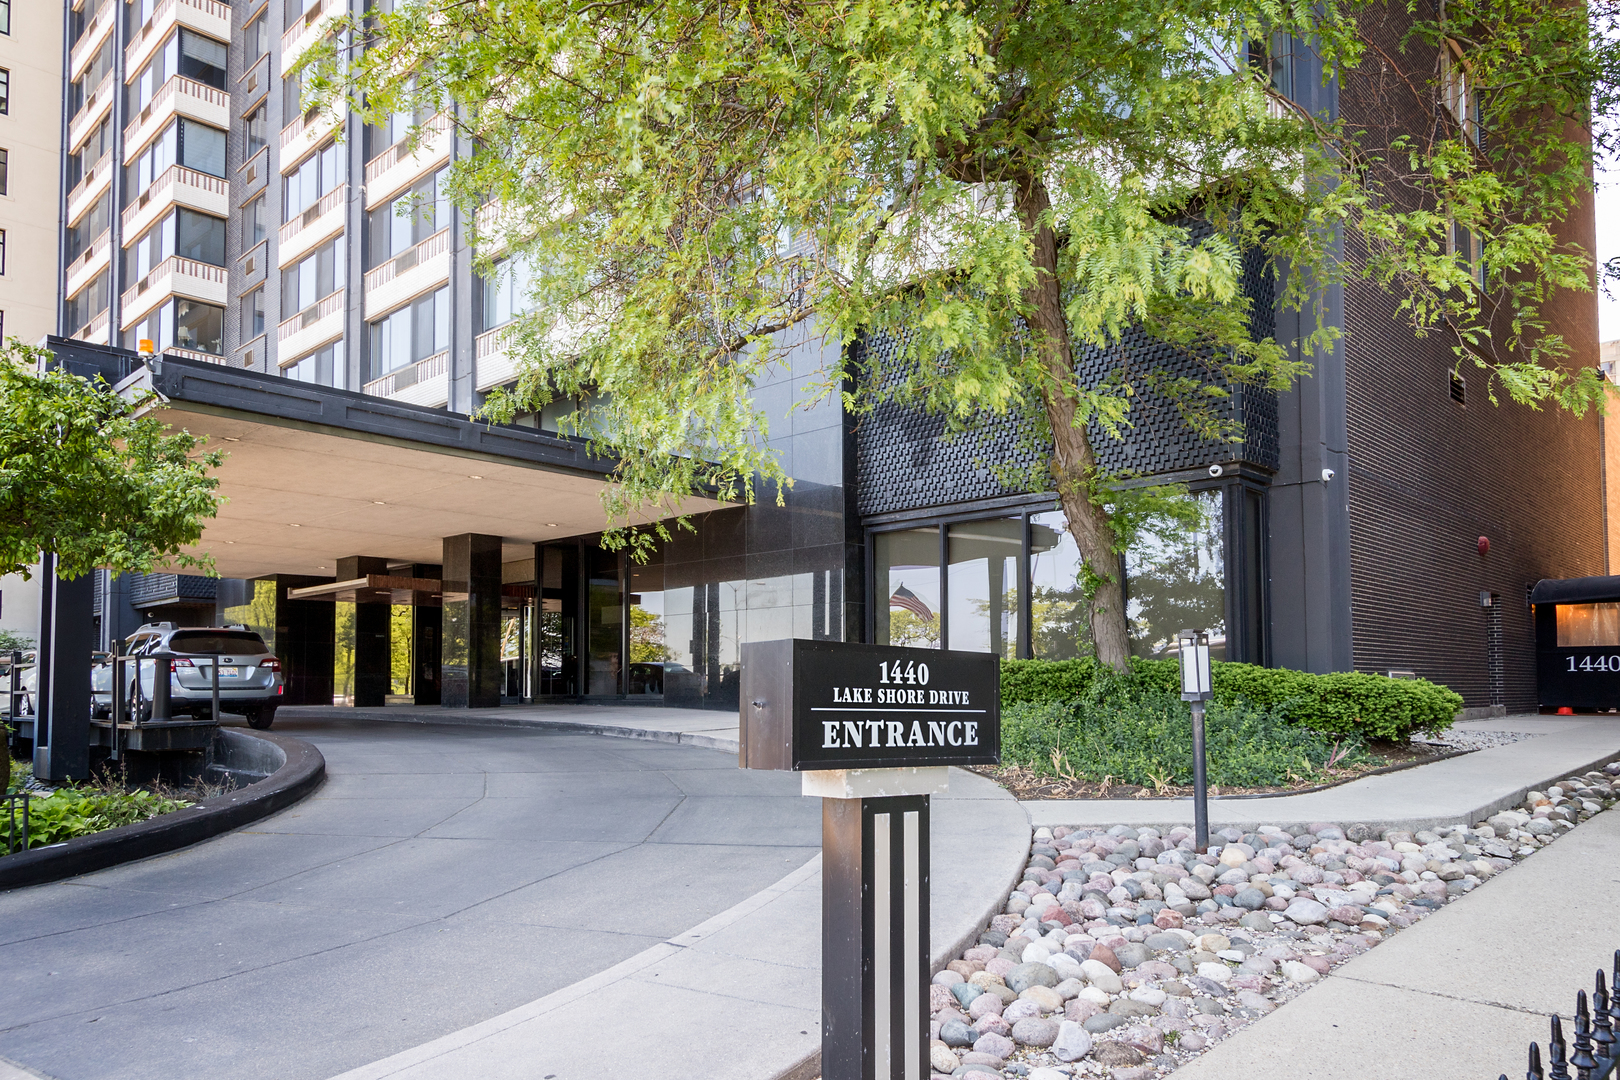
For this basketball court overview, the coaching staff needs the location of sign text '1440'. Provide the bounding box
[879,660,930,686]
[1568,655,1620,672]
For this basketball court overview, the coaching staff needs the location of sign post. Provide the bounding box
[1177,628,1214,852]
[740,640,1000,1080]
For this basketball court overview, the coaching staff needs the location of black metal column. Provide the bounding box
[338,556,390,707]
[442,533,502,708]
[823,794,930,1080]
[35,564,94,783]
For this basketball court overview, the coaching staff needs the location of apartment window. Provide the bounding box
[0,230,8,275]
[283,340,344,388]
[0,0,9,34]
[68,118,113,191]
[280,236,345,318]
[1449,218,1485,289]
[245,194,267,245]
[65,273,110,334]
[125,208,227,282]
[244,9,269,64]
[124,298,225,355]
[69,40,115,121]
[482,255,538,331]
[0,149,9,196]
[368,287,449,380]
[283,141,341,221]
[243,287,265,338]
[65,195,111,263]
[366,167,446,267]
[129,30,228,115]
[245,103,267,156]
[1,68,11,115]
[127,0,160,37]
[1441,41,1481,145]
[129,119,226,198]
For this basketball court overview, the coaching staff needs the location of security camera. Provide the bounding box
[1207,464,1224,478]
[1321,468,1336,483]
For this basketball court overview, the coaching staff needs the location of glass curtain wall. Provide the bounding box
[1123,490,1226,660]
[628,560,667,695]
[587,547,622,695]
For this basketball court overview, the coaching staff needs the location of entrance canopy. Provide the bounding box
[1529,576,1620,606]
[50,340,728,579]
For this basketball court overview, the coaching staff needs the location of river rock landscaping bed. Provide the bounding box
[926,763,1620,1080]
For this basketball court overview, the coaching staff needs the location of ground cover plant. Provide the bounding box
[4,762,193,851]
[1001,675,1377,792]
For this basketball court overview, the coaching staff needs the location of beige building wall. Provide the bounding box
[0,1,61,345]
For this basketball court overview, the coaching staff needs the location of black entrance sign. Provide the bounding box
[739,639,1000,771]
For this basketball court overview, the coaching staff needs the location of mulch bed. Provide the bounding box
[970,740,1466,801]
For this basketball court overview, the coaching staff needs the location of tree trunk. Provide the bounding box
[1014,174,1132,672]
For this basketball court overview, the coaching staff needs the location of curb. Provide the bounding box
[0,729,326,891]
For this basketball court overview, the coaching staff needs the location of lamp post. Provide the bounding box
[1177,629,1213,852]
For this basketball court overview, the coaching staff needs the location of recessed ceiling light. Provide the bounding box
[318,565,327,569]
[545,523,558,527]
[288,523,302,527]
[225,541,236,545]
[373,500,386,505]
[223,437,240,442]
[468,474,484,480]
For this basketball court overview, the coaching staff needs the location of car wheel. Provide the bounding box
[246,706,276,731]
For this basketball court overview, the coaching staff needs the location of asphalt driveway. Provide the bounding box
[0,717,820,1080]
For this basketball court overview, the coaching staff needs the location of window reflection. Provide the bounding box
[947,518,1022,657]
[1125,490,1226,660]
[1557,603,1620,647]
[1029,511,1090,659]
[875,527,941,648]
[628,562,667,695]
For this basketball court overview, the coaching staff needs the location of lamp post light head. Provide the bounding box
[1178,628,1213,701]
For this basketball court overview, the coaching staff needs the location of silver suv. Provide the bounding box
[123,623,285,729]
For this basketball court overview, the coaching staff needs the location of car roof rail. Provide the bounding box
[136,621,177,631]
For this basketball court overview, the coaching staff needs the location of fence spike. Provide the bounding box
[1530,1042,1545,1080]
[1550,1015,1573,1080]
[1593,972,1616,1061]
[1572,992,1598,1079]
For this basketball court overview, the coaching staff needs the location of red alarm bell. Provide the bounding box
[1477,536,1490,556]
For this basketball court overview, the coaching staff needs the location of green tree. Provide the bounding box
[0,340,222,581]
[314,0,1613,669]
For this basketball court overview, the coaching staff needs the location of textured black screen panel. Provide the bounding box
[854,234,1281,518]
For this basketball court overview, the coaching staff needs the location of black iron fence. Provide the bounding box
[1503,954,1620,1080]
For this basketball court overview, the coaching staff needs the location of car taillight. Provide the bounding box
[259,658,281,672]
[172,658,194,668]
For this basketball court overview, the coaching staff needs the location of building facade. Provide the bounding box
[50,2,1605,722]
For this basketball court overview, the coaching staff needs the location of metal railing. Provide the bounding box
[1501,953,1620,1079]
[363,227,450,295]
[363,349,448,397]
[364,114,452,186]
[277,287,344,342]
[3,792,28,855]
[278,183,347,249]
[121,164,228,232]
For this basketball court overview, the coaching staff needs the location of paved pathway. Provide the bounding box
[0,718,822,1080]
[1171,785,1620,1080]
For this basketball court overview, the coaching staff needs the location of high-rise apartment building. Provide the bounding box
[58,0,520,410]
[2,0,63,345]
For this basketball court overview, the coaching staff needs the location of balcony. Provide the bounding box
[67,70,115,152]
[71,310,112,347]
[277,288,345,362]
[473,199,521,255]
[124,75,230,162]
[475,325,520,391]
[66,153,114,227]
[280,107,343,170]
[364,228,451,319]
[121,164,229,240]
[363,350,449,407]
[120,256,229,328]
[164,347,234,366]
[126,0,231,79]
[277,183,346,268]
[281,0,344,77]
[364,115,453,209]
[68,0,116,82]
[65,230,112,300]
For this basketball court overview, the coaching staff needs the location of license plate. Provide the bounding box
[217,666,239,678]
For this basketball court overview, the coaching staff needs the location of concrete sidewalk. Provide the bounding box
[1171,792,1620,1080]
[280,702,742,753]
[1024,714,1620,831]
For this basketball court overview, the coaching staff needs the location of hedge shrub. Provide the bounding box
[1000,656,1460,742]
